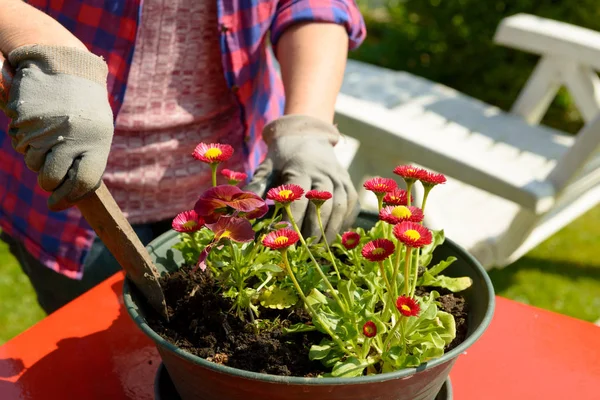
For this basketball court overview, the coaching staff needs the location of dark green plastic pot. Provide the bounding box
[124,212,495,400]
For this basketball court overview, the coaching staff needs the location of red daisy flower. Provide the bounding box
[266,184,305,204]
[172,210,204,233]
[420,171,447,187]
[362,321,377,338]
[393,165,427,182]
[379,205,424,225]
[221,169,248,185]
[395,296,420,317]
[361,239,395,262]
[383,188,413,206]
[341,231,361,250]
[363,177,397,194]
[305,190,333,207]
[262,228,300,250]
[393,222,432,248]
[192,143,234,164]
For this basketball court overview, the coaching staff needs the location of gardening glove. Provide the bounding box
[245,114,359,242]
[4,45,113,211]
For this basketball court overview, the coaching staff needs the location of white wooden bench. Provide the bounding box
[333,13,600,269]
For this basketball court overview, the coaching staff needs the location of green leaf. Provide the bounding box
[253,264,283,274]
[306,288,328,307]
[419,229,445,268]
[283,322,317,334]
[309,343,333,360]
[427,256,457,277]
[330,357,367,377]
[258,286,298,309]
[420,272,473,292]
[435,311,457,345]
[338,279,357,309]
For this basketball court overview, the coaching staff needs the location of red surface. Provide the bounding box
[1,272,599,400]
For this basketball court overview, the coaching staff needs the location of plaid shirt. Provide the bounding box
[0,0,365,279]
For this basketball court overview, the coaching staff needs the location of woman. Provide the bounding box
[0,0,365,313]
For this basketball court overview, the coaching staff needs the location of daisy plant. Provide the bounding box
[172,142,474,376]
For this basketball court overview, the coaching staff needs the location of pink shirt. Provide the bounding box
[106,0,245,224]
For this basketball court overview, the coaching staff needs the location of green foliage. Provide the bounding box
[351,0,600,133]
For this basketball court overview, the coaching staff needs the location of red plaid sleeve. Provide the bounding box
[271,0,366,50]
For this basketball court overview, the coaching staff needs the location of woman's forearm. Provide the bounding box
[276,22,348,123]
[0,0,86,55]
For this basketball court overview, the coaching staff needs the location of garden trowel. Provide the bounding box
[0,54,169,320]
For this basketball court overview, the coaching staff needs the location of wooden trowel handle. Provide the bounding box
[77,182,169,319]
[0,55,168,318]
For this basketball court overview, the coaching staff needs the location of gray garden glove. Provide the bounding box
[245,115,359,242]
[4,45,113,211]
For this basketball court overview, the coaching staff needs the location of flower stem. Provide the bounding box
[282,250,351,355]
[316,205,341,279]
[376,194,384,212]
[421,186,432,213]
[406,182,414,207]
[392,241,403,298]
[210,163,218,187]
[403,247,413,296]
[361,337,372,359]
[284,204,347,313]
[383,315,404,351]
[379,260,396,318]
[267,204,282,228]
[410,249,420,298]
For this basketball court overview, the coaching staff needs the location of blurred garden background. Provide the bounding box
[1,0,600,344]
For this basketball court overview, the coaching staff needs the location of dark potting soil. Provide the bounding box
[415,286,469,352]
[145,267,469,377]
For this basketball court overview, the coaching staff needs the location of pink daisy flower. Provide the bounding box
[396,296,420,317]
[266,184,305,204]
[341,231,361,250]
[172,210,204,233]
[383,188,413,206]
[393,222,432,248]
[363,177,397,194]
[361,239,395,262]
[221,169,248,185]
[262,229,300,250]
[379,205,424,225]
[192,143,234,164]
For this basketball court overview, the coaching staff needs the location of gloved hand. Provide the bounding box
[245,115,359,242]
[4,45,114,211]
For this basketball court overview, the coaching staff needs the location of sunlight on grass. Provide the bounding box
[0,239,45,344]
[489,205,600,322]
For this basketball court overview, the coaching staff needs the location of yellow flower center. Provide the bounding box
[404,229,421,240]
[220,230,231,239]
[391,206,412,219]
[278,189,293,199]
[274,236,289,245]
[346,238,356,245]
[372,247,385,255]
[204,148,223,159]
[401,304,411,312]
[365,326,375,335]
[182,220,197,229]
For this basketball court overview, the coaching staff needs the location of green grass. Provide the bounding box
[489,205,600,322]
[0,205,599,345]
[0,239,45,344]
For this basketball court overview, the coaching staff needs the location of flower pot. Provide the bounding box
[123,211,495,400]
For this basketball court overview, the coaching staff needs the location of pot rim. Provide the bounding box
[123,229,495,385]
